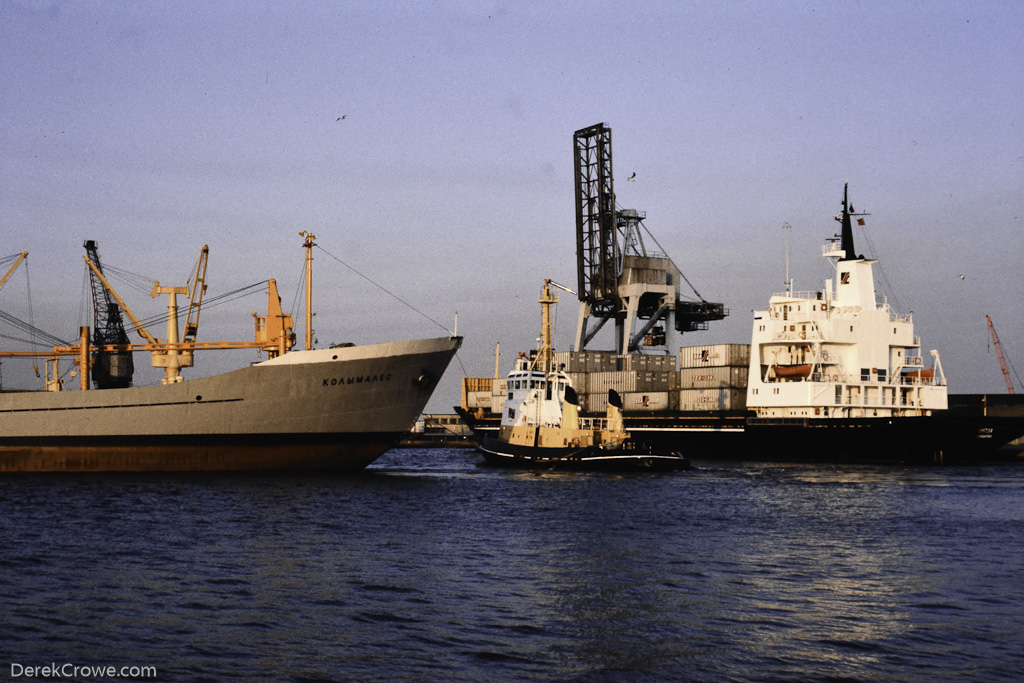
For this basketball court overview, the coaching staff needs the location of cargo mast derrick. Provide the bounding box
[84,240,134,388]
[572,123,726,354]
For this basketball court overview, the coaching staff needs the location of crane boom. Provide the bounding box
[0,252,28,290]
[182,245,209,344]
[986,315,1016,394]
[83,256,159,345]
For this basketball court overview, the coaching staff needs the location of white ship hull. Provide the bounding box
[0,336,461,472]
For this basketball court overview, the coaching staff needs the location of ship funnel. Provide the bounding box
[563,385,580,430]
[606,389,624,433]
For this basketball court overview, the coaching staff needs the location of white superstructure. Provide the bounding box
[746,184,947,419]
[499,280,574,431]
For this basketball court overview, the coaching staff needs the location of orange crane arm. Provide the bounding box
[0,252,28,290]
[986,315,1016,394]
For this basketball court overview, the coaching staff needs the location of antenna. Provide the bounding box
[783,222,792,295]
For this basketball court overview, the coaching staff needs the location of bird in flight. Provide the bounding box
[627,172,636,182]
[337,115,347,121]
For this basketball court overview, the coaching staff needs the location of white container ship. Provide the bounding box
[458,178,1024,464]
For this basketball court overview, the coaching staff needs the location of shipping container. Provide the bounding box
[588,371,674,394]
[553,350,618,372]
[463,391,492,409]
[620,391,671,412]
[581,391,607,414]
[463,377,495,392]
[678,365,749,389]
[677,387,747,412]
[566,372,589,394]
[679,343,751,369]
[620,353,677,372]
[462,377,494,410]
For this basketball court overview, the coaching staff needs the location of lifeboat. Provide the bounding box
[772,364,813,379]
[903,368,935,382]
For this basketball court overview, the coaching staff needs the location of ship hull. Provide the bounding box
[0,336,461,472]
[479,435,689,472]
[742,416,991,465]
[461,398,1024,465]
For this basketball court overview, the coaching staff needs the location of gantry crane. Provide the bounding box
[572,123,726,353]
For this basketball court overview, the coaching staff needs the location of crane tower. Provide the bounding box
[84,240,134,388]
[572,123,726,353]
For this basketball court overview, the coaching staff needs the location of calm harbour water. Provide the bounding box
[1,449,1022,682]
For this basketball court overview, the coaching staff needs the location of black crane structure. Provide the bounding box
[574,123,620,320]
[84,240,134,389]
[572,123,726,352]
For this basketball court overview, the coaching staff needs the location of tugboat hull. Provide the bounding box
[479,435,689,472]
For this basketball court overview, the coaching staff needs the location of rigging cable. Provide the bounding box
[635,217,706,303]
[83,259,268,339]
[0,308,70,347]
[25,256,36,349]
[290,260,306,331]
[313,244,455,336]
[132,281,270,333]
[858,222,905,314]
[609,201,709,303]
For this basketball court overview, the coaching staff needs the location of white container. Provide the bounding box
[554,350,619,372]
[620,354,677,372]
[464,391,492,409]
[677,388,747,412]
[678,366,749,389]
[587,371,673,394]
[679,343,751,369]
[621,391,670,412]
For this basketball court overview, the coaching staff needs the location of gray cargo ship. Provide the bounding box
[0,236,461,472]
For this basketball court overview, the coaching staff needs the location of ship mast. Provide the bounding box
[535,280,558,374]
[301,231,315,351]
[783,222,792,295]
[838,182,856,260]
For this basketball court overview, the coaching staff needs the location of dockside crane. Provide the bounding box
[572,123,726,354]
[84,240,135,388]
[1,241,298,392]
[986,315,1018,394]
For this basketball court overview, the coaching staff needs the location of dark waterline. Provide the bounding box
[2,450,1022,682]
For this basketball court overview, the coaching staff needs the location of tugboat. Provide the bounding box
[478,280,689,471]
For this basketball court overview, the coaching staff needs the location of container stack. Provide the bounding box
[677,344,751,412]
[461,377,501,413]
[553,351,677,413]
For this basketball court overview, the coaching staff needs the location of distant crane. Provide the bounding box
[986,315,1017,394]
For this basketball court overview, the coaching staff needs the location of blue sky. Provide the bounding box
[2,0,1022,410]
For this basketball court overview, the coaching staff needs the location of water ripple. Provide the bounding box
[0,452,1022,681]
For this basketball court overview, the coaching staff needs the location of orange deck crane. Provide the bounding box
[986,315,1016,394]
